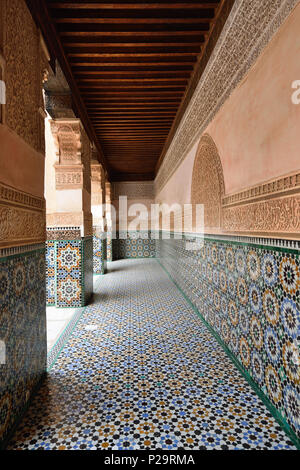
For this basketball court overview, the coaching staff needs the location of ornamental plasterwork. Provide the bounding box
[191,134,225,232]
[190,136,300,239]
[222,196,300,238]
[155,0,299,195]
[221,172,300,238]
[50,120,82,165]
[222,173,300,207]
[113,182,154,200]
[3,0,49,153]
[54,165,84,190]
[0,183,46,249]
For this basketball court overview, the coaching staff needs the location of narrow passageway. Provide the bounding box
[8,260,296,450]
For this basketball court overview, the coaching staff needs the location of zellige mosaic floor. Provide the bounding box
[8,259,297,450]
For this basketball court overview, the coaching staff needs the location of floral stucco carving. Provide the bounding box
[191,134,225,232]
[2,0,49,154]
[155,0,299,194]
[0,183,46,249]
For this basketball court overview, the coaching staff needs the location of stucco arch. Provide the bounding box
[191,134,225,232]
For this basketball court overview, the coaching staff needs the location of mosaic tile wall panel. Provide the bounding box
[7,259,297,450]
[83,237,93,305]
[56,239,83,308]
[113,231,156,260]
[93,234,107,275]
[0,248,47,448]
[46,241,55,306]
[46,238,93,308]
[156,236,300,440]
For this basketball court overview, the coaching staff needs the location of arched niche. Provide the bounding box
[191,134,225,232]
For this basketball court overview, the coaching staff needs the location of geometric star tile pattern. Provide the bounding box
[157,236,300,441]
[7,259,297,450]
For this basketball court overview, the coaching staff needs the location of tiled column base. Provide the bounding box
[93,230,107,275]
[46,235,93,308]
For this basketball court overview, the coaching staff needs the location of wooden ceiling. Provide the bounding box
[40,1,231,181]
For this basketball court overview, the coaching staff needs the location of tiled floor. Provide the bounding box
[8,260,297,450]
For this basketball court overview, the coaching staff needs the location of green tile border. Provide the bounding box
[156,258,300,450]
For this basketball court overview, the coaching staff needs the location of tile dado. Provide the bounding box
[46,237,93,308]
[0,247,47,448]
[93,234,107,275]
[113,231,156,260]
[107,232,113,263]
[156,235,300,442]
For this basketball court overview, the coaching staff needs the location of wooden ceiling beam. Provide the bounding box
[68,52,199,58]
[40,0,227,181]
[61,30,208,37]
[26,0,109,174]
[70,62,196,67]
[73,71,191,77]
[49,3,220,10]
[54,19,213,24]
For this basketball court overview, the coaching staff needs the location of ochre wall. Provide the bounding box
[155,3,300,239]
[207,2,300,194]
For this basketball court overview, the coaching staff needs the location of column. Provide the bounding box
[105,180,113,262]
[46,118,93,307]
[91,147,107,274]
[0,0,49,447]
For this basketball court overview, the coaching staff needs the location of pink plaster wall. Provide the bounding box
[0,124,44,198]
[156,143,197,205]
[156,3,300,202]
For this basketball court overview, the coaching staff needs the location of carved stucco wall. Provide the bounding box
[1,0,49,154]
[46,118,93,235]
[155,2,300,240]
[155,0,300,195]
[191,135,225,233]
[189,135,300,239]
[112,182,155,230]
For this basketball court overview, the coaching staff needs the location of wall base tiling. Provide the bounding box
[156,234,300,443]
[0,247,47,448]
[113,231,156,260]
[93,231,107,275]
[46,237,93,308]
[106,232,113,262]
[83,237,93,305]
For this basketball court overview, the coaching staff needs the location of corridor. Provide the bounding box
[8,260,296,450]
